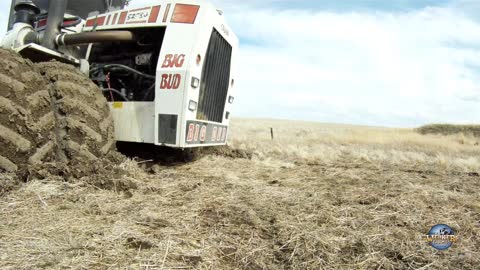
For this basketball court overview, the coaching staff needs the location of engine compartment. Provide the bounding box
[88,27,166,102]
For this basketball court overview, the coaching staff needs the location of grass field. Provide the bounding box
[1,118,479,269]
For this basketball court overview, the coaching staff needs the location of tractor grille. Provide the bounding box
[197,29,232,123]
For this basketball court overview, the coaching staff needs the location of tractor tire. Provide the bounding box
[0,49,55,172]
[36,62,115,163]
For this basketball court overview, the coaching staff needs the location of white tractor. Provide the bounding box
[0,0,238,172]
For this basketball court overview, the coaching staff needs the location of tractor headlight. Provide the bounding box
[188,100,198,111]
[191,77,200,88]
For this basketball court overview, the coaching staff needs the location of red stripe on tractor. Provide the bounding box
[112,13,118,25]
[37,19,47,27]
[118,11,128,24]
[149,5,161,23]
[163,4,171,22]
[97,16,106,26]
[171,4,200,24]
[63,19,77,27]
[85,19,95,27]
[86,16,106,27]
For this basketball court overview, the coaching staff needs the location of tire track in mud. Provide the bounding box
[0,50,53,173]
[0,50,120,196]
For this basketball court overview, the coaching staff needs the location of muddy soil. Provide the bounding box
[0,49,54,173]
[0,49,115,187]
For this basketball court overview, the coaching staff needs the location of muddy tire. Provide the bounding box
[0,50,55,172]
[36,62,115,163]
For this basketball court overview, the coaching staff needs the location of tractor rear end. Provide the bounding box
[84,1,238,148]
[0,0,238,172]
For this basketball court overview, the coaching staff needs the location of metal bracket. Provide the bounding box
[16,43,80,65]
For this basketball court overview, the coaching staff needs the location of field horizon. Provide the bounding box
[233,117,480,130]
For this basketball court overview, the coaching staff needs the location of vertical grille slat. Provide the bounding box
[197,29,232,123]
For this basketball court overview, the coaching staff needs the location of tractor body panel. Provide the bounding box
[84,0,238,148]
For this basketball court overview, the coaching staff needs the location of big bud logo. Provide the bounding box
[160,54,185,90]
[160,74,181,90]
[161,54,185,68]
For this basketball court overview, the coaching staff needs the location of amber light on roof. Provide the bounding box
[171,4,200,24]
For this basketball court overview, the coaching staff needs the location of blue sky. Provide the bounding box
[209,0,480,127]
[1,0,480,127]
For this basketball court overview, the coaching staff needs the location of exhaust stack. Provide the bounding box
[13,0,40,27]
[41,0,68,49]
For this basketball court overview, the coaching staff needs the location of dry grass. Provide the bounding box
[231,119,480,172]
[1,118,479,269]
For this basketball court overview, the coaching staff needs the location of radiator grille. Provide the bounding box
[197,29,232,123]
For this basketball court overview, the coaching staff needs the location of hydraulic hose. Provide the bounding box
[56,31,136,46]
[90,64,156,80]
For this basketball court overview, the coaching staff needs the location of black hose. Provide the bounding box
[91,64,156,80]
[101,88,129,101]
[142,84,156,101]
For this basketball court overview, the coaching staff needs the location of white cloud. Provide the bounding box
[221,3,480,127]
[0,1,10,42]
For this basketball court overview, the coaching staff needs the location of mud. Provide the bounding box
[0,49,54,173]
[36,62,115,161]
[117,142,253,166]
[0,49,115,180]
